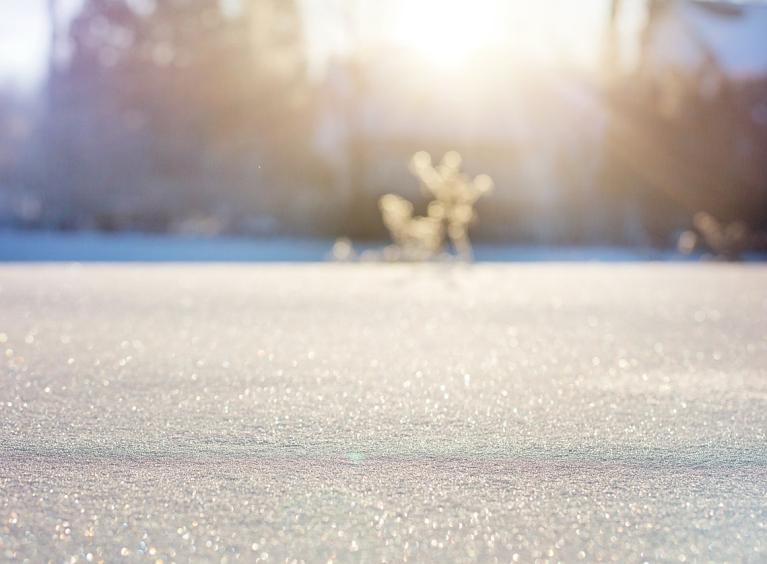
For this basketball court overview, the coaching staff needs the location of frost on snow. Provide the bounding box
[0,264,766,561]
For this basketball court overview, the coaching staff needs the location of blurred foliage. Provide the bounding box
[379,151,493,260]
[677,211,764,261]
[37,0,324,233]
[0,0,765,252]
[601,1,767,247]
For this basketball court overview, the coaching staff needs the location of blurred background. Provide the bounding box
[0,0,766,257]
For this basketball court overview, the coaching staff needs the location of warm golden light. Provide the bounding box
[389,0,507,68]
[375,0,611,72]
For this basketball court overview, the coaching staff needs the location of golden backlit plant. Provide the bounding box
[379,151,494,260]
[678,211,750,261]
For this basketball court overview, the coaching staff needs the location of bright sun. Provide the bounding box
[389,0,507,68]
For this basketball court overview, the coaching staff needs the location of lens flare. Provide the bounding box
[390,0,507,68]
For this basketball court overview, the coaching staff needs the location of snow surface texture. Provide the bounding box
[1,264,766,562]
[0,230,695,262]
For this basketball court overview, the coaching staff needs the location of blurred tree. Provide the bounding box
[39,0,71,226]
[39,0,314,233]
[603,0,622,79]
[599,0,767,246]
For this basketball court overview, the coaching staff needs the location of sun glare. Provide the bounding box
[389,0,507,68]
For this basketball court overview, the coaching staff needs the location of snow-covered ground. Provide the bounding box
[0,229,692,262]
[1,264,766,561]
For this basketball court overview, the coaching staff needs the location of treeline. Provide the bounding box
[1,0,765,249]
[6,0,336,235]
